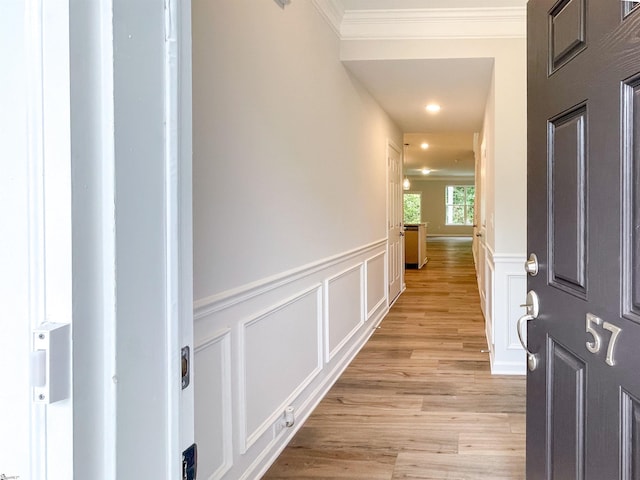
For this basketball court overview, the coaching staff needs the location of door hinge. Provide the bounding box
[31,323,70,404]
[182,443,197,480]
[181,346,190,389]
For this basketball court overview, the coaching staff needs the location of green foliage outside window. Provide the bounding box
[445,185,475,225]
[403,193,421,224]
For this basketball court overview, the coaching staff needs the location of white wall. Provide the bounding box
[193,1,401,299]
[493,47,527,254]
[475,45,527,374]
[407,179,475,236]
[192,2,402,478]
[482,69,497,249]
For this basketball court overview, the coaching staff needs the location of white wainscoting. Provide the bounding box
[484,246,527,375]
[193,239,388,480]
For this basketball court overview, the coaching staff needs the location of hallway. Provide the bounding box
[263,237,526,479]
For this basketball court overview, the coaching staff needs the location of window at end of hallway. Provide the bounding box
[403,193,421,224]
[445,185,475,226]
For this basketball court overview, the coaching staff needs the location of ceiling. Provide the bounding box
[336,0,526,179]
[343,58,493,179]
[343,58,494,134]
[403,132,476,178]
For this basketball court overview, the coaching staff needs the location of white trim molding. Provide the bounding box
[311,0,345,36]
[340,7,526,40]
[194,238,386,318]
[341,7,526,40]
[312,3,526,43]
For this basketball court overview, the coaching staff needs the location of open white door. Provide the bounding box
[1,6,34,477]
[1,2,74,478]
[388,141,403,304]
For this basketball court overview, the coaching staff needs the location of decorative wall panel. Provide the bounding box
[366,252,386,319]
[241,287,322,450]
[326,265,364,360]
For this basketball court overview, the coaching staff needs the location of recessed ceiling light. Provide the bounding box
[421,168,431,175]
[426,104,441,113]
[421,142,429,149]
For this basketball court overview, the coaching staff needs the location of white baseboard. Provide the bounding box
[489,355,527,375]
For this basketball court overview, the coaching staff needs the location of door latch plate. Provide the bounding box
[181,346,190,390]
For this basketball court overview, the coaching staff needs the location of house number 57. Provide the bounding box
[586,313,622,366]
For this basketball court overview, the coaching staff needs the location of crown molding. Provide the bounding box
[312,0,345,37]
[340,7,526,40]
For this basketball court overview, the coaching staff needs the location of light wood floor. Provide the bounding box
[263,237,526,480]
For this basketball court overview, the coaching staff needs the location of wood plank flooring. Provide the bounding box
[263,237,526,480]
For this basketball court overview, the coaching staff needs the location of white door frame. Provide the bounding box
[0,1,194,478]
[71,0,194,476]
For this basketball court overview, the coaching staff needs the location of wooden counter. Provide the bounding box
[404,223,427,268]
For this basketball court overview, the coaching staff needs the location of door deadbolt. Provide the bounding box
[524,253,539,276]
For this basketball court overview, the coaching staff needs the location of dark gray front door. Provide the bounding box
[527,1,640,478]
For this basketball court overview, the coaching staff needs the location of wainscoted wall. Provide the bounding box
[483,245,527,375]
[193,240,388,480]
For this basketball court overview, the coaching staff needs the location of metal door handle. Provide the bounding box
[517,290,540,371]
[524,253,539,276]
